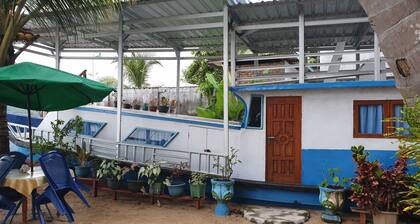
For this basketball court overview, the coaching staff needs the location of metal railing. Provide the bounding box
[8,122,227,176]
[235,50,393,85]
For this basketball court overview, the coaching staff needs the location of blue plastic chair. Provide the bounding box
[33,151,90,224]
[7,151,27,169]
[0,155,24,224]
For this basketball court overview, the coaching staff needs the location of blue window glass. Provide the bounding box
[393,104,410,135]
[359,105,383,134]
[67,120,106,137]
[124,128,178,147]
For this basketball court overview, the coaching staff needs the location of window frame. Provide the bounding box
[245,94,264,129]
[123,127,178,148]
[65,120,107,138]
[353,100,403,138]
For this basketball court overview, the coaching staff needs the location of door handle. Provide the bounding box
[267,136,275,140]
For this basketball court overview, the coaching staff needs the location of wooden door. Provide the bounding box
[266,96,302,184]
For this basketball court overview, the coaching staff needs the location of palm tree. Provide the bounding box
[0,0,120,154]
[358,0,420,100]
[123,53,162,88]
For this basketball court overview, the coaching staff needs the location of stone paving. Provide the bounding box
[243,205,310,224]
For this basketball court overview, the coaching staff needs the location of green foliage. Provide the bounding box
[213,147,242,180]
[75,145,90,167]
[123,53,161,88]
[196,73,244,121]
[350,145,408,213]
[320,168,349,188]
[164,162,188,186]
[189,172,207,185]
[97,160,122,181]
[389,97,420,215]
[139,162,162,186]
[98,76,118,89]
[183,51,223,85]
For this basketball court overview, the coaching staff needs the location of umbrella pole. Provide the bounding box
[26,95,34,175]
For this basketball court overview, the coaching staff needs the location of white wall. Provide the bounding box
[37,86,402,182]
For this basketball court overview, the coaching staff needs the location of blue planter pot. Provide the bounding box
[75,165,91,178]
[319,186,345,223]
[211,179,235,216]
[167,182,186,197]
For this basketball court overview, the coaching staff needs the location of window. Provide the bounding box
[124,127,178,147]
[67,121,106,137]
[391,101,410,135]
[353,100,404,138]
[247,95,263,128]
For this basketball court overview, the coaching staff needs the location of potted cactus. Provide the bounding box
[189,172,207,199]
[97,160,123,190]
[164,162,188,197]
[211,147,241,216]
[319,168,349,223]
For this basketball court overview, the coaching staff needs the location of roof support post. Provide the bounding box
[223,5,229,156]
[298,12,305,84]
[55,27,61,70]
[55,26,61,120]
[116,12,124,143]
[374,32,381,80]
[230,30,236,87]
[175,50,181,114]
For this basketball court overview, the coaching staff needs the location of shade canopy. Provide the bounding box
[0,62,113,111]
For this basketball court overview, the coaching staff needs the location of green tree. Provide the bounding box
[183,51,223,85]
[123,53,161,88]
[196,73,244,121]
[0,0,120,154]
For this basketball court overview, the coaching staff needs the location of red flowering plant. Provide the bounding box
[350,145,408,213]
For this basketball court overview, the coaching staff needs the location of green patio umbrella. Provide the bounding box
[0,62,113,174]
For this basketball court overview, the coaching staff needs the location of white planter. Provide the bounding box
[373,211,398,224]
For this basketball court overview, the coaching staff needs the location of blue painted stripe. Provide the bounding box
[74,107,242,130]
[7,113,42,127]
[301,149,398,186]
[231,80,396,92]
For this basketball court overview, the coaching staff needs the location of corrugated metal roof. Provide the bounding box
[30,0,372,53]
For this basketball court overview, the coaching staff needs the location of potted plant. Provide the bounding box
[319,168,349,223]
[189,172,207,199]
[142,102,149,111]
[169,99,176,113]
[139,162,163,195]
[158,96,169,113]
[211,147,241,216]
[149,99,158,112]
[164,162,188,197]
[123,100,131,109]
[97,160,123,190]
[350,145,408,224]
[132,99,141,110]
[74,145,91,178]
[125,164,146,192]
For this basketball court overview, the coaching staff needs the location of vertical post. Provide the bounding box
[374,32,381,80]
[175,50,181,114]
[55,26,61,120]
[298,13,305,84]
[223,5,229,155]
[116,12,124,142]
[230,31,236,87]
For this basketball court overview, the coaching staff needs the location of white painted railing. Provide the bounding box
[8,122,227,176]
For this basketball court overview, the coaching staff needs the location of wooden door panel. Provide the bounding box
[266,97,301,184]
